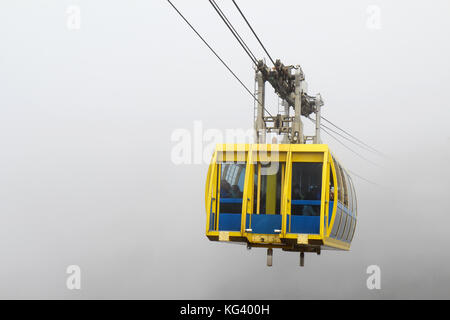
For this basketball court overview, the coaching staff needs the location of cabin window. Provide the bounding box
[346,172,353,215]
[338,164,349,207]
[333,157,344,203]
[219,162,245,214]
[329,167,335,201]
[291,162,322,216]
[351,177,358,216]
[253,162,283,215]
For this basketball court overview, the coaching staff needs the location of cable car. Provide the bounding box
[165,0,359,266]
[205,143,357,266]
[203,61,358,267]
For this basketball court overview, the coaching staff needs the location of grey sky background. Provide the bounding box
[0,0,449,299]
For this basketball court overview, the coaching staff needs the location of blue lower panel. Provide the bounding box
[329,201,334,224]
[218,213,241,231]
[247,214,282,234]
[290,216,320,234]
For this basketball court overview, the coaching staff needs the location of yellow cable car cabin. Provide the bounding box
[205,144,357,266]
[201,59,358,266]
[167,0,359,266]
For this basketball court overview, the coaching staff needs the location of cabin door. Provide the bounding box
[246,162,284,234]
[216,162,246,232]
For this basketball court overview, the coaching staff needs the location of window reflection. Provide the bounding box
[291,162,322,216]
[253,163,283,215]
[219,163,245,214]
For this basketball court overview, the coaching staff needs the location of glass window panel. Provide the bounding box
[253,162,283,215]
[291,162,322,216]
[333,157,344,203]
[343,212,351,241]
[346,172,353,216]
[329,166,335,202]
[347,217,355,241]
[331,209,342,238]
[351,176,358,217]
[350,217,357,241]
[338,164,349,207]
[219,162,246,214]
[337,209,348,240]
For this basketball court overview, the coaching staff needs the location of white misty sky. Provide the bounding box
[0,0,449,298]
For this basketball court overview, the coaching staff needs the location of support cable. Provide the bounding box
[320,122,381,155]
[209,0,258,65]
[306,117,382,168]
[321,116,384,156]
[232,0,276,66]
[167,0,273,117]
[347,169,380,187]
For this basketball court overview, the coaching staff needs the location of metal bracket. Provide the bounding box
[267,248,273,267]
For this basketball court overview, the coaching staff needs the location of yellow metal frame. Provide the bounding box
[205,144,352,251]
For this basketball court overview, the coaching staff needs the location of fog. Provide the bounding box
[0,0,449,299]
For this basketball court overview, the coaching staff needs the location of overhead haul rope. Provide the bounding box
[347,169,380,187]
[167,0,274,118]
[232,0,276,66]
[307,117,382,168]
[209,0,258,65]
[305,117,381,186]
[321,116,384,157]
[320,122,381,156]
